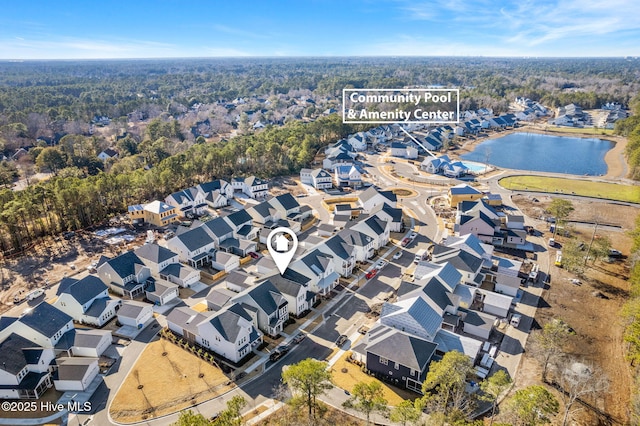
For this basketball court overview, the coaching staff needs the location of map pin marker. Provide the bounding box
[267,227,298,275]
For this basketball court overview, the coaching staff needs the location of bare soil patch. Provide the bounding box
[512,194,637,424]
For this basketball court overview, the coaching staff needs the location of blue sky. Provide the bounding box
[0,0,638,59]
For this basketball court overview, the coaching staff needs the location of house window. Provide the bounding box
[379,357,388,365]
[394,362,399,370]
[410,369,417,377]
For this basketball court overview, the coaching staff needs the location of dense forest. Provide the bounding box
[1,57,639,254]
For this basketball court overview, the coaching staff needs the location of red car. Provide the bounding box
[248,252,260,259]
[365,269,378,279]
[400,237,410,247]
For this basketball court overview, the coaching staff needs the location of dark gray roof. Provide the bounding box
[265,274,305,297]
[397,281,421,298]
[197,179,225,194]
[168,189,194,204]
[56,357,98,381]
[117,301,150,319]
[55,329,110,351]
[381,204,402,222]
[273,193,299,211]
[201,217,233,238]
[322,234,353,260]
[366,325,436,371]
[174,227,215,251]
[58,275,107,306]
[135,243,177,265]
[245,280,287,316]
[101,251,144,279]
[209,306,251,343]
[251,201,274,218]
[300,249,333,276]
[339,229,373,247]
[206,288,234,311]
[20,302,72,338]
[282,267,312,285]
[56,277,79,295]
[0,333,40,374]
[435,250,483,274]
[225,209,252,226]
[83,298,112,318]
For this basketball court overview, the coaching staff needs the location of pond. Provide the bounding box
[460,132,614,175]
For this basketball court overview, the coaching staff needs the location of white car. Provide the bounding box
[375,260,388,270]
[392,251,403,260]
[510,314,522,328]
[409,232,418,240]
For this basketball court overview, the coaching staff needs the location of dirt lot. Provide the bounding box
[512,194,636,424]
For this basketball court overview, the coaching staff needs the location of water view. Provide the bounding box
[460,132,613,175]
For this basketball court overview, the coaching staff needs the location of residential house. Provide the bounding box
[165,187,205,217]
[323,150,357,171]
[288,249,339,296]
[448,184,483,208]
[270,193,301,222]
[337,229,375,262]
[369,202,403,232]
[316,234,356,277]
[53,275,121,327]
[97,148,119,162]
[358,186,397,213]
[334,165,363,188]
[196,179,234,208]
[232,280,289,337]
[134,243,179,275]
[0,333,55,399]
[360,324,437,393]
[55,329,112,358]
[210,250,241,273]
[347,132,368,151]
[117,301,153,329]
[200,217,235,247]
[167,304,262,363]
[0,302,73,348]
[431,245,484,287]
[159,263,201,288]
[223,209,258,241]
[166,228,216,267]
[53,357,99,392]
[460,309,494,340]
[379,296,443,341]
[128,201,178,227]
[300,168,333,189]
[232,176,269,199]
[145,280,180,306]
[262,274,315,317]
[96,251,151,298]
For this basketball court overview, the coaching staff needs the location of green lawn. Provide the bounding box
[541,126,615,136]
[499,175,640,203]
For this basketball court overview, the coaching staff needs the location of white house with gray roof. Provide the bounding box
[210,250,241,273]
[53,275,121,327]
[357,187,397,214]
[315,234,356,277]
[232,176,269,199]
[263,274,316,317]
[166,227,216,267]
[288,249,339,296]
[167,304,262,363]
[54,329,112,358]
[159,263,200,288]
[380,296,443,341]
[300,168,332,189]
[0,302,73,348]
[231,280,288,337]
[134,243,179,275]
[0,333,56,399]
[53,357,99,392]
[145,280,180,306]
[96,251,151,298]
[117,301,153,329]
[349,214,391,249]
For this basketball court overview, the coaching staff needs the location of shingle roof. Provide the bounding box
[273,193,299,211]
[101,251,144,279]
[209,308,247,343]
[55,357,97,381]
[0,333,40,374]
[117,301,150,319]
[243,280,287,316]
[433,329,482,358]
[19,302,72,338]
[135,243,177,265]
[201,217,234,238]
[322,234,353,260]
[224,209,252,227]
[366,325,436,371]
[57,275,107,306]
[449,184,482,195]
[173,227,215,252]
[55,329,110,351]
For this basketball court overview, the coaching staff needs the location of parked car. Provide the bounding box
[375,260,388,270]
[409,232,418,240]
[510,314,522,328]
[392,251,403,260]
[609,249,623,258]
[400,237,410,247]
[336,334,348,347]
[292,333,306,344]
[248,251,260,259]
[365,269,378,279]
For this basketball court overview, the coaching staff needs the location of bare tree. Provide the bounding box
[529,319,575,382]
[557,360,609,426]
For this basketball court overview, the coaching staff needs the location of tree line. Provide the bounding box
[0,114,357,255]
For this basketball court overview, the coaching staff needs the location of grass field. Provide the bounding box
[110,340,234,423]
[541,126,615,136]
[499,175,640,203]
